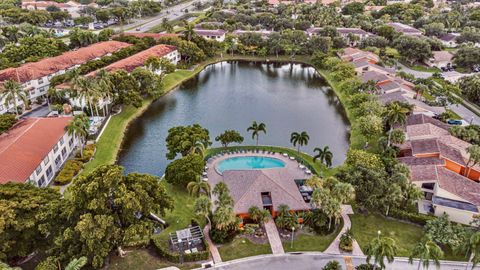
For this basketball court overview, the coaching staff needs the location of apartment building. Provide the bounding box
[0,117,79,187]
[0,41,131,115]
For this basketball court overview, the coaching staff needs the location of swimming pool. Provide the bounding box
[216,156,286,174]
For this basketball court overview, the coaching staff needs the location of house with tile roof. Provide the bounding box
[193,29,227,42]
[423,51,454,68]
[338,47,380,63]
[387,22,423,37]
[0,41,131,115]
[398,114,480,224]
[0,117,79,187]
[439,33,460,48]
[21,0,98,18]
[307,27,371,46]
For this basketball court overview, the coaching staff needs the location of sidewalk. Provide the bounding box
[204,224,222,264]
[324,205,363,256]
[264,219,285,254]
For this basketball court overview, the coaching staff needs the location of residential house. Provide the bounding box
[232,30,275,39]
[193,29,227,42]
[439,33,460,48]
[338,48,380,63]
[21,0,98,17]
[307,27,371,46]
[423,51,454,68]
[387,22,423,36]
[0,117,79,187]
[398,114,480,224]
[0,41,131,115]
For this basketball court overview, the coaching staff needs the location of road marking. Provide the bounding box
[344,256,354,270]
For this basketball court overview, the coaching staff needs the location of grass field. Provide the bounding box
[218,238,272,261]
[283,221,343,252]
[108,248,199,270]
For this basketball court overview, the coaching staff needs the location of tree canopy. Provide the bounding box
[165,124,211,159]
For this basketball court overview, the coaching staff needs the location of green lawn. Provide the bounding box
[108,248,199,270]
[399,61,440,73]
[218,237,272,261]
[350,214,424,257]
[283,222,343,252]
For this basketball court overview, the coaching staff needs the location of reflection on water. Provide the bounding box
[118,61,350,175]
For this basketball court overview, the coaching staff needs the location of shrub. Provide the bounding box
[54,160,83,185]
[355,264,381,270]
[0,114,17,134]
[322,261,342,270]
[210,227,238,244]
[151,237,209,263]
[75,144,96,163]
[339,229,353,252]
[389,209,435,226]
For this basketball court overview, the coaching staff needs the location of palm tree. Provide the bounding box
[1,80,28,115]
[383,102,409,147]
[190,141,206,156]
[73,76,100,117]
[65,114,90,157]
[247,121,266,146]
[290,131,309,153]
[194,195,212,226]
[187,176,211,197]
[457,231,480,270]
[408,238,443,270]
[313,146,333,167]
[213,205,237,230]
[248,206,271,224]
[65,256,88,270]
[183,23,196,41]
[365,232,397,269]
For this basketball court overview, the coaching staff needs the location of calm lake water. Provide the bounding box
[117,61,350,175]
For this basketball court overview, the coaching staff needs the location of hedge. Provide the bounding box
[54,160,83,185]
[151,237,209,263]
[75,144,96,163]
[389,209,436,226]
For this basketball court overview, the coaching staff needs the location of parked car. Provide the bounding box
[447,119,463,125]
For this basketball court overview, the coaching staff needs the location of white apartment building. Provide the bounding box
[0,117,80,187]
[0,41,132,115]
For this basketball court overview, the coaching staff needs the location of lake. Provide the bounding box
[117,61,350,175]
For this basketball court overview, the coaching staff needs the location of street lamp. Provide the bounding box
[290,226,295,249]
[377,230,381,240]
[178,239,184,264]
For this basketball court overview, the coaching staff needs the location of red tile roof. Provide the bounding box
[0,117,72,184]
[0,41,132,84]
[86,44,177,75]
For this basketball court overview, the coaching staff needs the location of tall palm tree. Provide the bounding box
[190,141,206,157]
[213,205,236,230]
[457,231,480,270]
[187,176,211,197]
[183,23,196,41]
[74,76,100,117]
[290,131,309,153]
[313,146,333,167]
[247,121,266,146]
[93,69,113,116]
[65,114,90,157]
[365,232,397,269]
[408,238,443,270]
[1,80,28,115]
[65,256,88,270]
[383,102,409,147]
[194,196,212,226]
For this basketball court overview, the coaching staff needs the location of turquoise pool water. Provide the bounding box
[217,156,286,173]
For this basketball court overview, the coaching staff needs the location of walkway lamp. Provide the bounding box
[291,226,295,248]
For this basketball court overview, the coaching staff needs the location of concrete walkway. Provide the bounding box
[204,224,222,264]
[264,220,285,254]
[324,205,363,256]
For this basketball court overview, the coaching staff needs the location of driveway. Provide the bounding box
[209,253,479,270]
[21,104,50,118]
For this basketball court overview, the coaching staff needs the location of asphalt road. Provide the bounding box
[210,253,479,270]
[112,0,201,33]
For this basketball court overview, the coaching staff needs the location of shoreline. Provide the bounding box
[82,55,356,175]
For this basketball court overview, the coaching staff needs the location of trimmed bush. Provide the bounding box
[339,229,353,252]
[54,160,83,185]
[151,237,209,263]
[322,261,342,270]
[389,209,435,226]
[75,144,96,163]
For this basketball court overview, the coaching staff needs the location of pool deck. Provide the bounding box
[206,150,312,188]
